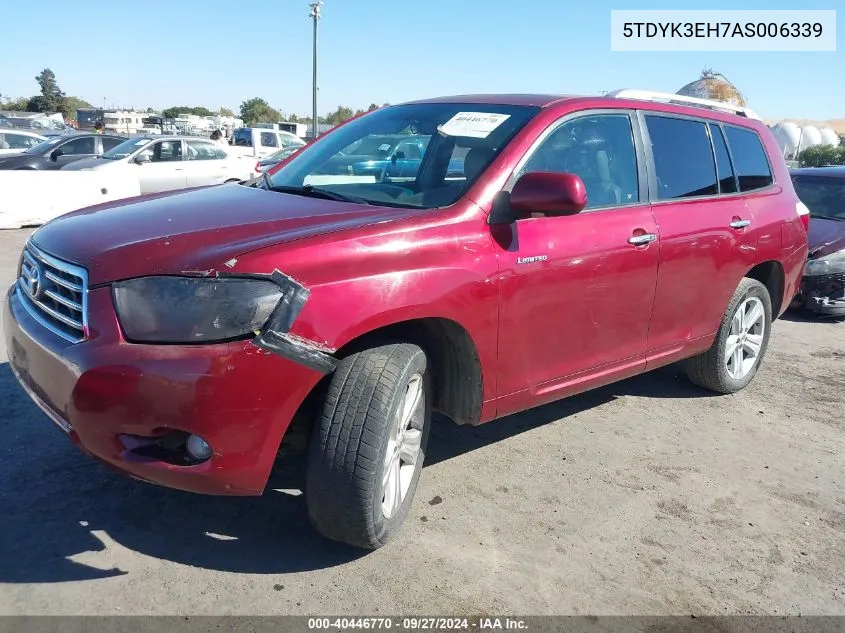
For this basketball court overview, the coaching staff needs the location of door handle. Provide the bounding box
[628,233,657,246]
[729,219,751,229]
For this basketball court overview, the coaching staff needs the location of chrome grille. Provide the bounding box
[17,243,88,343]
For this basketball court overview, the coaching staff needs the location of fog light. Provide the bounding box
[186,434,213,461]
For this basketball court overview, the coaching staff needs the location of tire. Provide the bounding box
[684,277,772,394]
[306,343,431,549]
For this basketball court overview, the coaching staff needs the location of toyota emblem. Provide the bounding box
[26,264,42,299]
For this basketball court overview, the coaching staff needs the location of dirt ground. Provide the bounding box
[0,227,842,616]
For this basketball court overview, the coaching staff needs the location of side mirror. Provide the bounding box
[510,172,587,217]
[134,153,151,165]
[50,148,63,161]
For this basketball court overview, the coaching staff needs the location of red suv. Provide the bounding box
[4,91,809,549]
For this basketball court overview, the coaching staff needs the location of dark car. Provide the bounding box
[791,166,845,316]
[0,133,125,170]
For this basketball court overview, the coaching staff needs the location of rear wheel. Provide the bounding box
[306,343,431,549]
[684,277,772,394]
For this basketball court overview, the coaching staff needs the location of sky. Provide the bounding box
[1,0,842,121]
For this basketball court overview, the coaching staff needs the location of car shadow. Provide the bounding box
[778,308,844,324]
[0,361,710,583]
[427,363,714,466]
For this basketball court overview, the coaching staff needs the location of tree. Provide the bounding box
[323,105,355,126]
[219,107,235,117]
[161,105,215,118]
[798,145,845,167]
[367,103,379,112]
[239,97,280,125]
[63,96,92,118]
[1,96,29,112]
[29,68,66,114]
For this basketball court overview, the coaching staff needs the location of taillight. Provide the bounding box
[796,201,810,232]
[255,162,261,173]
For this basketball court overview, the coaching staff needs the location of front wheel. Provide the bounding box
[306,343,431,549]
[684,277,772,394]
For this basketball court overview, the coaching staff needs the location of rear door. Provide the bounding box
[641,113,758,363]
[256,131,279,158]
[184,140,232,186]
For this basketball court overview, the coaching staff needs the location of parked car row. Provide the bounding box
[3,90,815,554]
[0,133,125,169]
[62,135,256,193]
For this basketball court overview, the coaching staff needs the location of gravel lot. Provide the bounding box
[0,227,843,616]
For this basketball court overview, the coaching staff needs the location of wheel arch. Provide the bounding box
[746,260,785,318]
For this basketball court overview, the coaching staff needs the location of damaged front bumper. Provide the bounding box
[3,282,327,495]
[793,272,845,316]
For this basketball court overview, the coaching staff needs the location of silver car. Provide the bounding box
[62,135,254,194]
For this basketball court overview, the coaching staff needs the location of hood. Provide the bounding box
[0,153,31,166]
[30,184,412,286]
[808,216,845,258]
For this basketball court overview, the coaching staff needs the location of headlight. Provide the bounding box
[113,276,282,343]
[804,249,845,277]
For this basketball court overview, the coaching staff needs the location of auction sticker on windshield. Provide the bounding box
[438,112,511,138]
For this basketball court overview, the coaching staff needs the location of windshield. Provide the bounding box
[268,103,540,209]
[102,137,154,160]
[25,136,66,154]
[793,176,845,220]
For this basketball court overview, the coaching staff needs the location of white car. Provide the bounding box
[230,127,305,159]
[61,136,255,194]
[0,130,47,154]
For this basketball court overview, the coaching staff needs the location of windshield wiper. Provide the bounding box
[265,183,371,205]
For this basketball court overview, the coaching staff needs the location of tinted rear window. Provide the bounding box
[723,126,773,192]
[233,129,252,147]
[645,115,718,200]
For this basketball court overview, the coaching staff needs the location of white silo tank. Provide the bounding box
[797,126,822,153]
[771,122,802,158]
[819,128,840,147]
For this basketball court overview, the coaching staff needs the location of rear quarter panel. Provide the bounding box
[749,122,808,315]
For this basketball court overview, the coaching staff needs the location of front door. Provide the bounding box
[494,111,659,412]
[50,135,99,169]
[137,140,187,193]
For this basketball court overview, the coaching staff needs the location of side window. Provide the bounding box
[151,140,182,162]
[59,136,97,155]
[102,137,123,151]
[6,134,40,150]
[723,126,773,192]
[645,115,718,200]
[260,132,278,148]
[186,140,221,160]
[708,124,738,194]
[395,141,421,160]
[520,113,640,209]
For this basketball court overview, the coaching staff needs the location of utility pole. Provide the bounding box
[309,0,323,140]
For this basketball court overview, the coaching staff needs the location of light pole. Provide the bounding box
[309,0,323,140]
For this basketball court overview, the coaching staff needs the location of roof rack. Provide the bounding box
[605,89,761,121]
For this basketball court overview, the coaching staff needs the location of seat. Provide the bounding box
[563,146,622,208]
[463,146,495,182]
